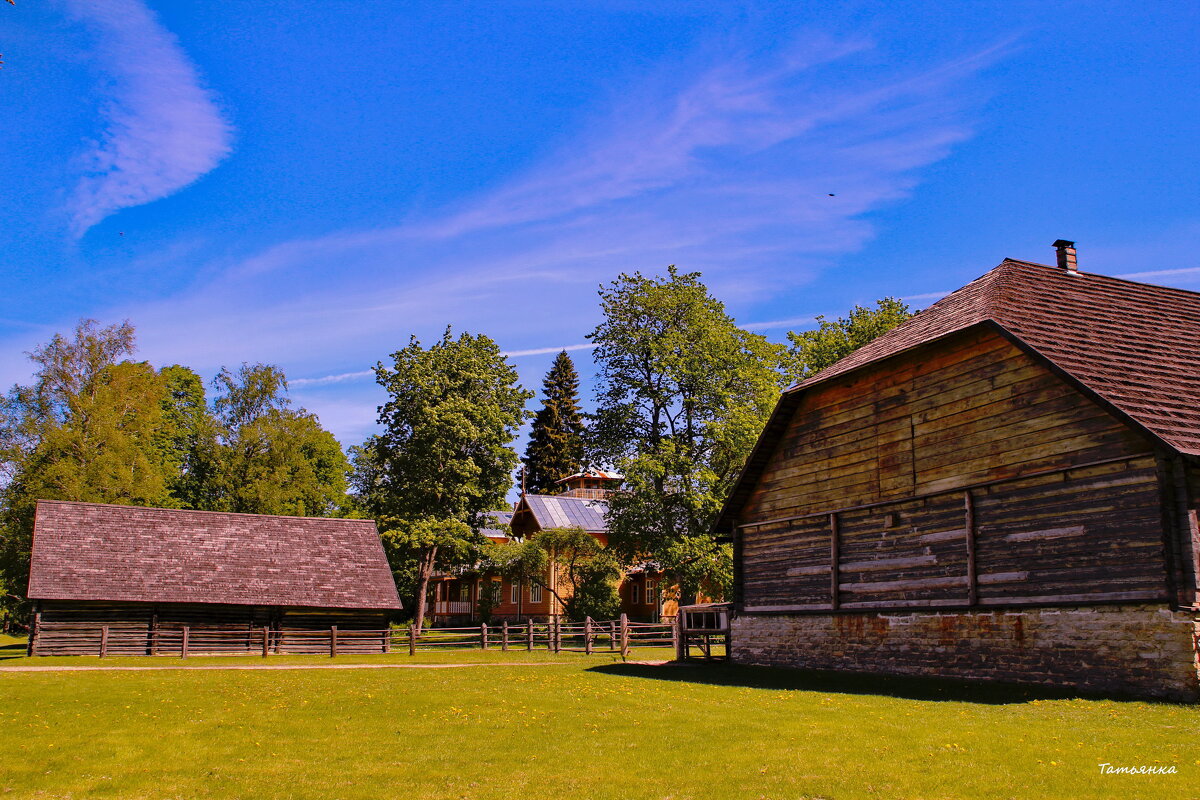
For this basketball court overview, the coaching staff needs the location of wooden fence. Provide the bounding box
[29,614,696,659]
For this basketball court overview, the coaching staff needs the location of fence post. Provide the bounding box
[585,617,593,655]
[181,626,189,659]
[675,611,686,661]
[100,625,109,658]
[502,621,509,652]
[619,614,629,659]
[526,620,533,651]
[330,626,338,658]
[262,626,269,658]
[481,622,488,651]
[553,618,561,653]
[609,621,617,651]
[383,627,391,654]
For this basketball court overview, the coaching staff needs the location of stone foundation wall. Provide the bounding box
[731,604,1200,701]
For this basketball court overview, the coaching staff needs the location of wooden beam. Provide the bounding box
[829,512,840,610]
[964,490,978,606]
[738,453,1137,529]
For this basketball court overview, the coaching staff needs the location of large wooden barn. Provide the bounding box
[26,501,401,655]
[715,242,1200,700]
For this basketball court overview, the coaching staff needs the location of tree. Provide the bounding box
[209,363,350,517]
[522,350,586,494]
[489,527,621,621]
[158,365,222,510]
[353,328,531,631]
[588,267,788,599]
[786,298,912,381]
[0,320,174,628]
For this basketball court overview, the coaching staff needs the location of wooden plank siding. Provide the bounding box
[738,327,1168,612]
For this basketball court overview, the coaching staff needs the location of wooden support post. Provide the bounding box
[27,602,41,657]
[262,626,270,658]
[675,611,685,661]
[526,620,534,651]
[181,626,189,659]
[964,490,978,606]
[609,621,617,651]
[554,618,561,653]
[619,613,629,659]
[584,618,593,655]
[481,622,488,650]
[408,624,416,656]
[829,512,841,610]
[100,625,109,658]
[502,621,509,651]
[150,609,159,656]
[383,627,391,654]
[330,626,338,658]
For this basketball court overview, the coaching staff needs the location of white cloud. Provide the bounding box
[63,0,233,235]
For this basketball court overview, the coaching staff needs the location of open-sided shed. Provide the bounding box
[716,243,1200,700]
[26,501,401,655]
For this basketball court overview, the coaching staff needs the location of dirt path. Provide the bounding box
[0,659,671,673]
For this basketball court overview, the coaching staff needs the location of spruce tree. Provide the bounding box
[522,351,586,494]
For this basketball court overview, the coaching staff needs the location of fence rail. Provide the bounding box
[29,614,697,659]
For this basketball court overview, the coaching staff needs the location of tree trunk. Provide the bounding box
[413,545,438,634]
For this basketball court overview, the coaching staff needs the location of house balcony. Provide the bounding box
[430,600,473,616]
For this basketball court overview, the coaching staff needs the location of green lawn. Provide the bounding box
[0,633,1194,799]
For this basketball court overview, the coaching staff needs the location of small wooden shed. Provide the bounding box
[26,501,401,655]
[716,244,1200,700]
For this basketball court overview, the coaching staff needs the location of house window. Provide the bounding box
[631,583,640,605]
[458,584,470,602]
[645,579,656,605]
[530,583,543,603]
[490,579,502,604]
[510,580,520,604]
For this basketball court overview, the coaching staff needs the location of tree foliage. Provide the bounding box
[0,321,351,629]
[522,350,586,494]
[489,527,621,621]
[352,328,531,629]
[588,267,788,598]
[785,298,913,381]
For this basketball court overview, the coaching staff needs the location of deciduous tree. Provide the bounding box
[588,267,788,599]
[353,328,531,631]
[786,298,912,381]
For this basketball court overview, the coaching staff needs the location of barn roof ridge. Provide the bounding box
[32,498,375,525]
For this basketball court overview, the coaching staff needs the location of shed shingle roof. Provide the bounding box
[716,258,1200,530]
[27,501,401,609]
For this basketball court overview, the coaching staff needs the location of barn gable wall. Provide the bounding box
[738,325,1169,613]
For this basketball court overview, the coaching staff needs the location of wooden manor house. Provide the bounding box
[427,471,675,623]
[715,241,1200,700]
[26,501,401,656]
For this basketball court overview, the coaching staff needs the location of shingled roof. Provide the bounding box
[716,257,1200,530]
[27,501,401,609]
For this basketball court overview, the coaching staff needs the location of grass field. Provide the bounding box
[0,633,1195,799]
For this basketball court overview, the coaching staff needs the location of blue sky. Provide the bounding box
[2,1,1198,451]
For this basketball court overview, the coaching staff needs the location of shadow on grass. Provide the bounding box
[0,641,27,661]
[587,661,1146,705]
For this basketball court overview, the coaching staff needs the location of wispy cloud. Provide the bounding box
[63,0,232,235]
[11,30,1005,445]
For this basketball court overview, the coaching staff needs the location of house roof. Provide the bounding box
[716,258,1200,530]
[27,501,402,610]
[481,510,514,540]
[519,494,608,533]
[554,470,623,484]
